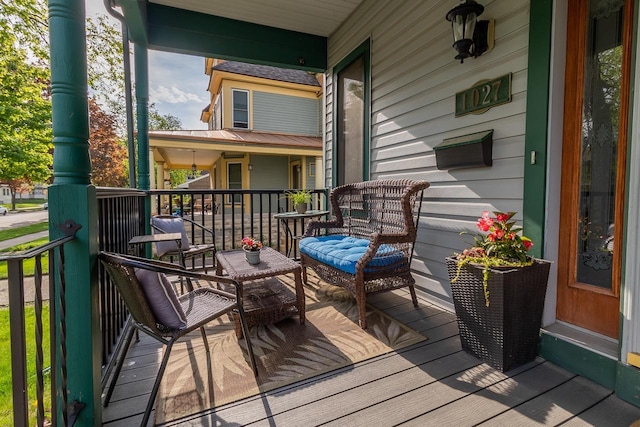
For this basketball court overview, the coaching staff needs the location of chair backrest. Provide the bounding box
[330,179,429,240]
[99,252,163,336]
[151,215,191,256]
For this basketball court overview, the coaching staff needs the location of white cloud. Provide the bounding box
[150,85,205,105]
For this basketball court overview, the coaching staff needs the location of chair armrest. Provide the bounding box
[303,219,343,237]
[354,232,413,272]
[100,252,239,293]
[182,217,215,236]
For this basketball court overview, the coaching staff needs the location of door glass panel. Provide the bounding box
[228,163,242,204]
[576,0,624,289]
[337,56,364,185]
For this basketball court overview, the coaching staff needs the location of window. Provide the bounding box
[333,40,370,186]
[232,89,249,129]
[227,162,242,204]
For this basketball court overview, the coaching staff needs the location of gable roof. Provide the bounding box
[212,61,320,87]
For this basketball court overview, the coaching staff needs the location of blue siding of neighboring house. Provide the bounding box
[249,154,289,190]
[253,91,321,136]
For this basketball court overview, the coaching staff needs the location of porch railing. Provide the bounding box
[96,188,147,389]
[2,223,79,427]
[149,188,328,258]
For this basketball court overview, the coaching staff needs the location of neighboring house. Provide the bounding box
[0,185,10,205]
[149,60,324,213]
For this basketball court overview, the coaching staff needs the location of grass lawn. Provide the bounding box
[0,238,50,280]
[0,198,47,210]
[0,305,51,426]
[0,222,49,243]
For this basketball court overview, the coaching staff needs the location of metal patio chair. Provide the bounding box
[99,252,258,427]
[151,214,216,271]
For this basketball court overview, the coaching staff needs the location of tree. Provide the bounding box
[0,16,52,210]
[86,15,126,134]
[149,104,182,131]
[88,98,128,187]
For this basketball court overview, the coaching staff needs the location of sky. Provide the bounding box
[85,0,209,130]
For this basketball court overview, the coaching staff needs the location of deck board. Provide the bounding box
[102,271,640,426]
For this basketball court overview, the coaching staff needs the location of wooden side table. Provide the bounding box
[215,247,305,337]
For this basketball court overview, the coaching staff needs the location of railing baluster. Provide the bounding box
[8,259,28,427]
[34,255,45,426]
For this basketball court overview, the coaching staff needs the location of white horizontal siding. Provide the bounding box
[326,0,531,305]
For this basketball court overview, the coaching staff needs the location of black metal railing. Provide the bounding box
[96,188,146,387]
[1,224,79,427]
[149,188,328,258]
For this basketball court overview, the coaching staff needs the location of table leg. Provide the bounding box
[294,269,305,325]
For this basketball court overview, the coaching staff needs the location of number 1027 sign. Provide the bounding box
[455,73,512,117]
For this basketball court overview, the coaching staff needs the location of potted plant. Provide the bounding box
[286,190,312,214]
[445,211,551,372]
[241,236,263,264]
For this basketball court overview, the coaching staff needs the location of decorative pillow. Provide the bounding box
[151,217,191,257]
[135,268,187,330]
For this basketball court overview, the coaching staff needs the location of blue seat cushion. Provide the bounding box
[299,235,405,275]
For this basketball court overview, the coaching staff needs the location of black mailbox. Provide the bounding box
[434,130,493,170]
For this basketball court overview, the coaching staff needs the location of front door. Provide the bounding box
[557,0,632,338]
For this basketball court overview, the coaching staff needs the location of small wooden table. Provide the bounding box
[215,247,305,337]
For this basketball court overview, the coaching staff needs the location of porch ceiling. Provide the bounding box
[114,0,364,71]
[150,0,364,37]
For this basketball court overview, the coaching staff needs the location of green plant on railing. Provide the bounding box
[285,190,312,206]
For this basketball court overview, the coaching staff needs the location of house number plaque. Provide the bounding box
[455,73,512,117]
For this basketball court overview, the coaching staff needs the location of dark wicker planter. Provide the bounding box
[445,256,551,372]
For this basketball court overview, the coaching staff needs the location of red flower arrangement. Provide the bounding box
[241,236,263,251]
[453,211,535,306]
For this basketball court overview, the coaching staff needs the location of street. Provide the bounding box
[0,210,48,230]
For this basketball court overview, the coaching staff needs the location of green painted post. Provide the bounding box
[135,44,152,256]
[523,0,553,259]
[48,0,100,425]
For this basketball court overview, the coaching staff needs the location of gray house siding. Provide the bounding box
[253,91,321,136]
[326,0,531,308]
[249,154,289,190]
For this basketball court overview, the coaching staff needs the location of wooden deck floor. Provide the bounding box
[102,273,640,427]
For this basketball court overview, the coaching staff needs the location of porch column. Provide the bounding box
[48,0,100,425]
[135,44,152,242]
[156,160,165,190]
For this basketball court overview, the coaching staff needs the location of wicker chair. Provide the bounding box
[299,179,429,329]
[151,214,216,270]
[99,252,258,427]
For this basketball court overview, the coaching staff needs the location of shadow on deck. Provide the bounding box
[102,271,640,427]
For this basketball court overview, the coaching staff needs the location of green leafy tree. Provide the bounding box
[86,15,126,133]
[149,104,182,131]
[0,15,52,210]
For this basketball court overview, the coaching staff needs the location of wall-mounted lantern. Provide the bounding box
[445,0,494,63]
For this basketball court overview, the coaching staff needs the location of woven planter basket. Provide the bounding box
[445,256,551,372]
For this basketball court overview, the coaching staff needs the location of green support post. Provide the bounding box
[135,44,152,256]
[523,0,553,259]
[48,0,101,425]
